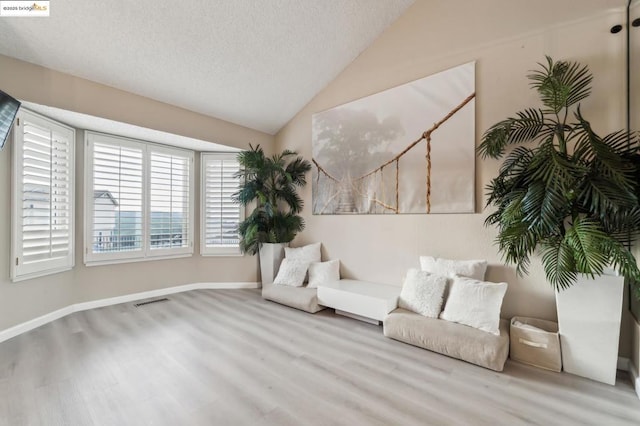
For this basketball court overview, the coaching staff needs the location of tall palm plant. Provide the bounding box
[233,144,312,255]
[478,56,640,291]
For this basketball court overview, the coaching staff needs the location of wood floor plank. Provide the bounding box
[1,288,639,426]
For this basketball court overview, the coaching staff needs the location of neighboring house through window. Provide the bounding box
[92,190,119,252]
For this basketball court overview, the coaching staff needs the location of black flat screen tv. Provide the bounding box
[0,90,21,150]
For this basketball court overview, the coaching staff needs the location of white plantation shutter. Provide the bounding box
[85,132,194,265]
[86,134,144,262]
[201,153,242,255]
[149,147,193,255]
[12,110,75,281]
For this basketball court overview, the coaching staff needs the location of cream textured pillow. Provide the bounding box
[273,259,308,287]
[285,242,321,282]
[285,242,322,263]
[398,269,448,318]
[419,256,488,281]
[308,260,340,288]
[439,276,507,335]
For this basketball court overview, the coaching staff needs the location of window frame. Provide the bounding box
[146,143,194,258]
[84,131,194,266]
[200,152,244,257]
[11,109,76,281]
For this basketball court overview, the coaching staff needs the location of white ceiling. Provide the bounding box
[0,0,414,135]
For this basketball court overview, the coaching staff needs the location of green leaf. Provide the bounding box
[521,182,567,235]
[564,217,608,277]
[541,237,577,291]
[477,108,549,159]
[528,56,592,113]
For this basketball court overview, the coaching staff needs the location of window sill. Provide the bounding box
[11,265,74,283]
[84,252,193,267]
[200,252,245,257]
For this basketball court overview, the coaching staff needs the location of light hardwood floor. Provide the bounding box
[1,289,639,425]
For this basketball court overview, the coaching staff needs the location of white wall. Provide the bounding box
[0,54,273,331]
[276,0,627,328]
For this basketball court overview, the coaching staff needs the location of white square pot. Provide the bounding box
[555,271,624,385]
[258,242,289,286]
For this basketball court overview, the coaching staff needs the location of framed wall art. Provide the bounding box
[312,61,475,215]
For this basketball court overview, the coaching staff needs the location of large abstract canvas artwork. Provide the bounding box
[312,61,475,215]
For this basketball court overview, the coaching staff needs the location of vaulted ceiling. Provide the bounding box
[0,0,414,135]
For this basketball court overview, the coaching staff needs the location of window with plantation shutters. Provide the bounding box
[11,110,75,281]
[86,133,144,262]
[149,147,192,254]
[201,153,243,256]
[85,131,194,265]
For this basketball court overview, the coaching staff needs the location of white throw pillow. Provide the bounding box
[285,242,322,263]
[419,256,487,281]
[273,259,308,287]
[307,260,340,288]
[285,242,321,282]
[398,269,448,318]
[439,276,507,335]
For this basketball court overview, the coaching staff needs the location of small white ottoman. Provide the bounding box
[317,279,400,324]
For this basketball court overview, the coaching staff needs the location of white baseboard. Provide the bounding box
[0,306,75,345]
[0,282,259,344]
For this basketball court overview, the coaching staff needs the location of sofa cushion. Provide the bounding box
[285,242,322,282]
[308,259,340,288]
[419,256,487,281]
[285,242,322,263]
[262,282,326,313]
[273,258,308,287]
[439,276,507,336]
[383,308,510,371]
[398,269,447,318]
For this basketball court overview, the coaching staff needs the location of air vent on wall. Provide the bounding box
[134,298,170,307]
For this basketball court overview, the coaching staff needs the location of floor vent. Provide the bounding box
[134,298,170,307]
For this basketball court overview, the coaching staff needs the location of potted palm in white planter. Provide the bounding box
[478,57,640,384]
[233,144,311,285]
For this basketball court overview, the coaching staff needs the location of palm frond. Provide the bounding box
[572,109,636,188]
[603,238,640,282]
[521,182,568,235]
[564,217,608,277]
[477,108,549,159]
[528,137,581,186]
[275,184,304,214]
[528,56,592,113]
[495,220,537,277]
[540,237,577,291]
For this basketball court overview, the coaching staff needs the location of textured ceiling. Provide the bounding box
[0,0,414,135]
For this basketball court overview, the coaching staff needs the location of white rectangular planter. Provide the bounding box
[555,271,624,385]
[258,242,288,286]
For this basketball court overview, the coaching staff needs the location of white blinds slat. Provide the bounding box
[203,156,241,248]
